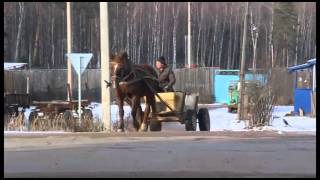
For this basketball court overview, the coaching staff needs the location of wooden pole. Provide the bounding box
[100,2,111,132]
[238,2,248,120]
[188,2,191,68]
[67,2,72,101]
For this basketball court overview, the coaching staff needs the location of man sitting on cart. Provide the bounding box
[155,56,176,92]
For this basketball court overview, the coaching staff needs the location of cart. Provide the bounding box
[149,91,211,131]
[28,84,93,131]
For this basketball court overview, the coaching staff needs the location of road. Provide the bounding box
[4,131,316,178]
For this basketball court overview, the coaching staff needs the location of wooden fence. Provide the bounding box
[4,69,103,102]
[4,67,294,105]
[173,67,218,103]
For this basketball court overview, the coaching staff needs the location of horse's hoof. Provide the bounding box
[139,123,148,132]
[117,128,124,132]
[133,122,140,131]
[138,128,147,132]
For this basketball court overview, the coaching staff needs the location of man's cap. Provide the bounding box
[157,56,166,65]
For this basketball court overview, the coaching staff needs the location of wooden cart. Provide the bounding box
[149,92,211,131]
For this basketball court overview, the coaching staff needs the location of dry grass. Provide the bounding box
[4,111,104,132]
[4,112,25,131]
[111,115,137,132]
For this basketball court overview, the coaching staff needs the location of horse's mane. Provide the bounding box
[134,64,158,78]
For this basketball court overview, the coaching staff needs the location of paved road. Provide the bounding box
[4,132,316,178]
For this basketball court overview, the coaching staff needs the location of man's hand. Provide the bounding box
[164,85,169,91]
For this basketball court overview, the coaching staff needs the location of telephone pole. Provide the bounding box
[187,2,192,68]
[238,2,249,120]
[66,2,72,101]
[100,2,111,132]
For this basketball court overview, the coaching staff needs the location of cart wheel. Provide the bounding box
[18,111,25,129]
[82,109,94,131]
[28,111,37,130]
[198,108,210,131]
[150,120,162,131]
[64,110,74,131]
[185,109,197,131]
[82,109,93,119]
[7,106,19,117]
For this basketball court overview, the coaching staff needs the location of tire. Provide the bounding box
[198,108,210,131]
[150,120,162,131]
[185,109,197,131]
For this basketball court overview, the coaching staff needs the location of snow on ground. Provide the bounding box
[6,102,315,134]
[88,103,315,133]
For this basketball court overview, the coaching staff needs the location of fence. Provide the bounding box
[174,67,218,103]
[4,69,104,102]
[4,67,294,105]
[267,67,294,105]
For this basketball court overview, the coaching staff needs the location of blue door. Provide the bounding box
[294,88,312,113]
[213,70,267,103]
[214,70,239,103]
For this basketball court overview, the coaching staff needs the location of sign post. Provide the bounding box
[66,53,92,126]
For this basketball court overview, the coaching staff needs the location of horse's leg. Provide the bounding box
[117,96,125,132]
[139,96,151,132]
[136,105,143,127]
[131,96,141,131]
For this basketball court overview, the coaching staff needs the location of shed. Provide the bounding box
[288,59,316,115]
[4,62,30,108]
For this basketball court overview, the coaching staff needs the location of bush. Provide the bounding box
[249,87,275,128]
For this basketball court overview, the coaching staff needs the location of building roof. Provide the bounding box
[288,59,316,73]
[4,63,28,70]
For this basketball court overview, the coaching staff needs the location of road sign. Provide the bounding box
[67,53,92,75]
[66,53,93,127]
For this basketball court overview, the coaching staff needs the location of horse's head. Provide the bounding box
[109,51,132,88]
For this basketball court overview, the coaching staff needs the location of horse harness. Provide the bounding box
[112,63,174,112]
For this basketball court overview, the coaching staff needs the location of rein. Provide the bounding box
[112,62,174,112]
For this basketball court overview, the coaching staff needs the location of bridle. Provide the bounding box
[111,62,137,87]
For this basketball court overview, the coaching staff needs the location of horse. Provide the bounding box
[106,52,163,132]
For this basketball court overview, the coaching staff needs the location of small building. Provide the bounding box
[288,59,316,115]
[4,62,30,109]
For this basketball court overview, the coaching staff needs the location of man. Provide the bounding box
[155,56,176,92]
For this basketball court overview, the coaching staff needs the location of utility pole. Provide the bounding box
[66,2,72,101]
[100,2,111,132]
[238,2,249,120]
[188,2,191,68]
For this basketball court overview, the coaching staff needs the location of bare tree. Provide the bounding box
[14,2,25,61]
[250,3,260,72]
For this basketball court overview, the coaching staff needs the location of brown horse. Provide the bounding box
[107,52,163,132]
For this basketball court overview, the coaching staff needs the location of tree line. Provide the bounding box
[4,2,316,69]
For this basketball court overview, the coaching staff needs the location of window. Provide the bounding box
[296,69,312,89]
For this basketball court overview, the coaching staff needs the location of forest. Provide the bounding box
[4,2,316,69]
